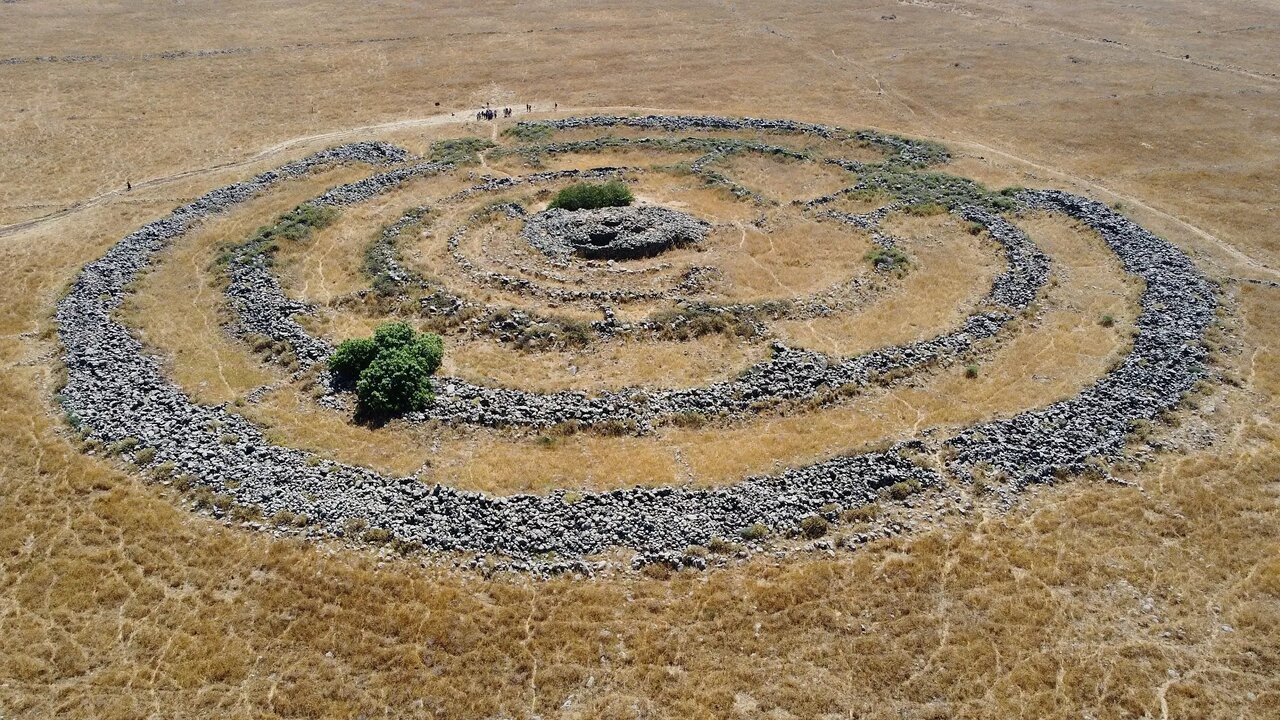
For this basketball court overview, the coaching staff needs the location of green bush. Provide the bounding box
[356,348,434,415]
[329,321,444,416]
[548,180,634,211]
[329,337,378,378]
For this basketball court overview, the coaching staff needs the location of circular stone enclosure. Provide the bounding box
[53,114,1218,572]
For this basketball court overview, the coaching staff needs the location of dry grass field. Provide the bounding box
[2,1,1279,718]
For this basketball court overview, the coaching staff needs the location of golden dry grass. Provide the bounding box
[2,1,1279,717]
[773,211,999,354]
[123,168,369,404]
[707,211,877,301]
[276,172,474,303]
[710,152,856,202]
[441,335,769,393]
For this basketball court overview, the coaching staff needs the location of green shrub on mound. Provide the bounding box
[429,137,497,165]
[865,246,910,274]
[329,321,444,416]
[548,180,634,211]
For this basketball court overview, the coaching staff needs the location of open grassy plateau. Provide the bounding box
[1,1,1279,718]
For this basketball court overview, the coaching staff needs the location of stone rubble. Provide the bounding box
[523,114,950,167]
[224,161,451,368]
[945,190,1218,485]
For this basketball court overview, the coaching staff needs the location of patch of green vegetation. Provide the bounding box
[109,437,139,456]
[904,201,947,217]
[329,321,444,416]
[865,246,910,273]
[852,166,1017,213]
[849,130,950,167]
[429,137,496,165]
[218,203,339,266]
[493,135,809,163]
[502,123,554,142]
[548,180,634,211]
[740,523,770,541]
[53,393,83,432]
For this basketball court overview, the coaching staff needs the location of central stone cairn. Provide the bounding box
[521,205,710,261]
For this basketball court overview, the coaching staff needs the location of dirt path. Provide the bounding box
[899,0,1280,85]
[0,105,663,240]
[949,138,1280,282]
[4,103,1273,289]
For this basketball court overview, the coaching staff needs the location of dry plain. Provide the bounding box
[1,1,1279,718]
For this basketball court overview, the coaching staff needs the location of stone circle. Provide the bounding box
[53,115,1217,571]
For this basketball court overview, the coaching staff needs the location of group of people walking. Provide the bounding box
[475,103,545,121]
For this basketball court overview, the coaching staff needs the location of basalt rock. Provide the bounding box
[522,205,709,261]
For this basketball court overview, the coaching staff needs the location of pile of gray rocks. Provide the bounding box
[521,205,709,261]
